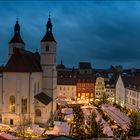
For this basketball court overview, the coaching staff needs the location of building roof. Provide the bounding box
[41,17,56,42]
[57,70,76,85]
[79,62,92,69]
[102,65,119,74]
[122,75,140,91]
[3,48,42,72]
[57,78,76,85]
[34,92,52,105]
[76,74,95,83]
[9,19,25,44]
[41,32,56,42]
[56,61,66,69]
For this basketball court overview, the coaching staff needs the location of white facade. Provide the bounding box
[115,75,126,107]
[2,72,42,125]
[57,85,76,99]
[126,88,140,111]
[35,100,52,124]
[41,41,57,114]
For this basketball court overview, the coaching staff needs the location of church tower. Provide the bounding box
[41,14,57,114]
[9,18,25,59]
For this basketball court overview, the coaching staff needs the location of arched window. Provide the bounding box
[9,96,15,113]
[35,109,41,116]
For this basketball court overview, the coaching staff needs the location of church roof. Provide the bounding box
[41,17,56,42]
[34,92,52,105]
[41,32,56,42]
[9,19,25,44]
[3,48,42,72]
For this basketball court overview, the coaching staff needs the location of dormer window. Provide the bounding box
[46,45,49,51]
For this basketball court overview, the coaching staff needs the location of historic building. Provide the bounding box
[57,61,77,99]
[116,75,140,111]
[0,16,57,126]
[76,62,95,102]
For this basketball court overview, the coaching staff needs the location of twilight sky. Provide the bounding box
[0,1,140,69]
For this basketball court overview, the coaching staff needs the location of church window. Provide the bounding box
[34,83,36,94]
[9,96,15,113]
[37,82,39,93]
[46,45,49,51]
[35,109,41,116]
[21,98,27,113]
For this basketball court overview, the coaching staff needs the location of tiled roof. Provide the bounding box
[3,48,42,72]
[34,92,52,105]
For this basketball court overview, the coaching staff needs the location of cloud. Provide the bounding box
[0,1,140,68]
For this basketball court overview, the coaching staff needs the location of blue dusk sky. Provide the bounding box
[0,1,140,69]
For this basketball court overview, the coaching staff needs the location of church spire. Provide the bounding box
[41,12,56,42]
[14,17,20,34]
[9,18,25,44]
[47,11,52,33]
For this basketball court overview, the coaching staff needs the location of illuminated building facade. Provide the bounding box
[0,16,57,126]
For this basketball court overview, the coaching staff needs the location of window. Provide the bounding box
[37,82,39,93]
[9,96,15,113]
[10,119,14,125]
[46,45,49,51]
[35,109,41,116]
[21,98,27,113]
[34,83,36,94]
[78,93,81,98]
[132,99,136,105]
[86,93,89,97]
[60,87,62,90]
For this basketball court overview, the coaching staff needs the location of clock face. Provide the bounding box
[46,45,49,52]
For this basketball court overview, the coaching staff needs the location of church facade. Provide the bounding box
[0,16,57,126]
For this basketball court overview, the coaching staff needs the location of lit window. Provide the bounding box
[9,96,15,113]
[21,98,27,113]
[86,93,89,97]
[35,109,41,116]
[78,93,81,97]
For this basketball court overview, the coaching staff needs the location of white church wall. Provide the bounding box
[2,72,42,126]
